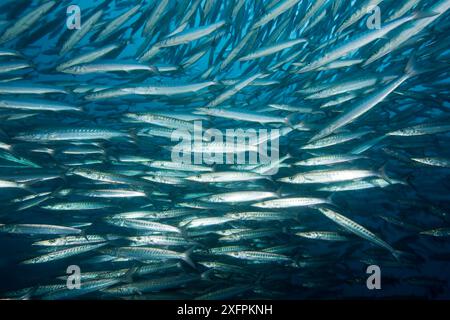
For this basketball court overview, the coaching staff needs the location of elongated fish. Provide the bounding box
[0,1,56,44]
[299,12,432,73]
[308,60,419,142]
[317,207,404,260]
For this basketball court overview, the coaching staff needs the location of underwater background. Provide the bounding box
[0,0,450,299]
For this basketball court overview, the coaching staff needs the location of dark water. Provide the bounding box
[0,0,450,299]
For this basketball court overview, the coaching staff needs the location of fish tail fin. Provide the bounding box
[308,130,326,143]
[45,147,56,158]
[263,174,275,183]
[326,192,337,205]
[121,266,139,284]
[127,129,139,145]
[80,230,89,242]
[19,287,36,300]
[284,114,297,128]
[59,164,71,173]
[392,249,416,262]
[413,10,439,21]
[19,183,34,194]
[200,269,214,281]
[182,247,197,269]
[142,189,154,200]
[274,186,283,198]
[405,57,421,78]
[391,250,404,261]
[378,161,393,184]
[148,64,159,74]
[179,225,190,239]
[292,121,305,130]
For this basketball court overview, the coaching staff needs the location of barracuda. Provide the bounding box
[103,247,195,267]
[127,235,196,247]
[0,224,82,235]
[185,171,267,183]
[61,62,157,74]
[33,234,117,247]
[200,191,278,203]
[0,1,56,44]
[121,81,216,96]
[21,243,107,264]
[252,197,330,208]
[56,44,121,71]
[102,274,199,296]
[294,154,365,166]
[252,0,302,29]
[0,84,68,95]
[96,4,142,42]
[70,168,153,188]
[15,128,131,142]
[308,60,420,142]
[318,207,404,260]
[105,218,182,234]
[300,12,431,73]
[295,231,350,241]
[60,10,103,55]
[224,250,294,264]
[158,21,226,47]
[279,169,380,184]
[0,99,80,112]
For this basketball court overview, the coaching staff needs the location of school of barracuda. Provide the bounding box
[0,0,449,300]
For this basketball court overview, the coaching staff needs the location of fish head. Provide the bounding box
[225,212,240,219]
[194,107,211,115]
[278,175,300,183]
[62,65,85,74]
[226,251,241,258]
[185,174,203,182]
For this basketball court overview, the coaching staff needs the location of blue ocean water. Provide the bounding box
[0,0,450,300]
